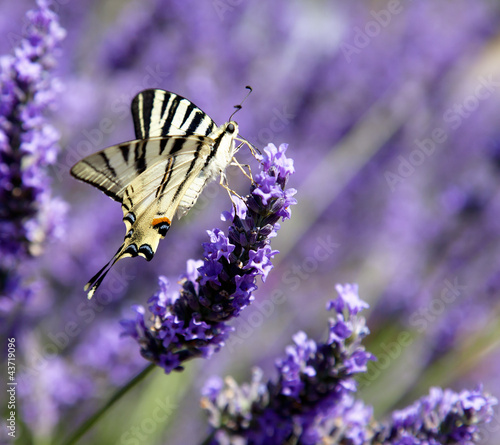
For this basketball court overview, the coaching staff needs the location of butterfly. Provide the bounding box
[71,88,252,299]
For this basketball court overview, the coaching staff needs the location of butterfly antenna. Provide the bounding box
[229,86,252,121]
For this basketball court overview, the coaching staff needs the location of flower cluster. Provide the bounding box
[0,0,66,300]
[375,386,497,444]
[200,286,497,445]
[201,284,375,444]
[121,143,297,373]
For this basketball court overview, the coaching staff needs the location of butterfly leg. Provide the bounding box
[219,172,244,202]
[235,137,261,158]
[230,157,254,183]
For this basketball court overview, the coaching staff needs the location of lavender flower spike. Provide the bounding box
[0,0,66,299]
[201,284,497,444]
[201,283,375,444]
[374,385,498,444]
[121,143,297,373]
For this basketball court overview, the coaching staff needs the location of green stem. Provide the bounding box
[60,363,156,445]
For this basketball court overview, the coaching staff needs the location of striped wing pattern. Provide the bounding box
[70,135,213,202]
[131,89,217,139]
[70,89,239,298]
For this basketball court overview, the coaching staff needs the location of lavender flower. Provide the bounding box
[121,143,296,373]
[201,283,374,444]
[374,386,497,444]
[0,0,66,300]
[201,286,497,445]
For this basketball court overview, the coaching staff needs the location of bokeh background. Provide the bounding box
[2,0,500,443]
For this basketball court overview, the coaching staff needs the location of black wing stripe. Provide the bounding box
[124,188,134,208]
[131,97,143,140]
[141,91,154,139]
[163,95,181,136]
[169,137,187,155]
[156,157,175,198]
[185,111,204,136]
[80,160,122,188]
[205,120,217,136]
[180,102,196,128]
[172,139,205,202]
[134,141,147,175]
[159,138,170,156]
[119,144,130,163]
[203,132,224,169]
[99,152,117,178]
[159,91,169,132]
[78,162,121,200]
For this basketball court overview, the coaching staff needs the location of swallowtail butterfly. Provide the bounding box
[71,89,250,299]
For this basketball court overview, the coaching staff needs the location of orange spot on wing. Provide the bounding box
[151,217,171,227]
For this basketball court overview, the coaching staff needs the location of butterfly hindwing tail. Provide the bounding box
[84,211,172,299]
[84,243,126,299]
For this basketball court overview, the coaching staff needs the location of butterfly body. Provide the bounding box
[71,89,241,298]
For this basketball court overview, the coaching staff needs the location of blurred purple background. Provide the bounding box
[2,0,500,443]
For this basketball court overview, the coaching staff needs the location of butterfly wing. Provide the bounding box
[70,138,170,202]
[71,89,218,202]
[131,89,217,139]
[84,135,214,298]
